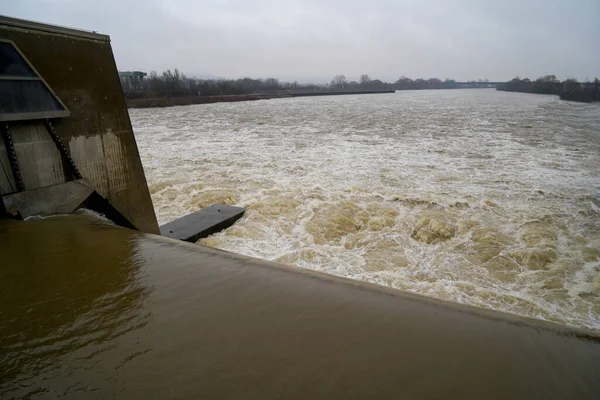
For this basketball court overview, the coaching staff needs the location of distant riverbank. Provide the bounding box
[127,94,280,108]
[120,69,499,109]
[496,76,599,103]
[496,86,598,103]
[126,90,395,108]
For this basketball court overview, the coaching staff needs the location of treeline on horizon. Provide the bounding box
[497,75,599,102]
[498,75,598,94]
[120,69,493,99]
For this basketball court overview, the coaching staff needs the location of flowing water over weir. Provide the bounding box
[3,216,600,399]
[131,89,600,331]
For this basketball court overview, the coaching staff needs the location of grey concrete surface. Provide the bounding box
[1,179,93,218]
[160,204,245,242]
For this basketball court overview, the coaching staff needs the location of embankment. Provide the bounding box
[126,90,395,108]
[291,89,396,97]
[560,89,599,102]
[126,93,288,108]
[497,83,599,103]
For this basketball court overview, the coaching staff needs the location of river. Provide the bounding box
[131,89,600,331]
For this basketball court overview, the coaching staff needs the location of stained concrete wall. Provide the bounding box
[0,16,158,233]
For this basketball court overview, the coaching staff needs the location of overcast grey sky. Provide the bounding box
[3,0,599,82]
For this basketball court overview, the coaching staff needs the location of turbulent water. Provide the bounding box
[130,89,600,331]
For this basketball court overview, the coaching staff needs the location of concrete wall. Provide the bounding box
[0,16,159,233]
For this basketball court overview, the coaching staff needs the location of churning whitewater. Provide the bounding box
[131,89,600,331]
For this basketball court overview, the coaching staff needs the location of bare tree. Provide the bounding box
[360,74,371,85]
[263,78,280,91]
[147,70,160,91]
[330,75,348,89]
[537,75,559,83]
[395,76,413,90]
[563,78,580,92]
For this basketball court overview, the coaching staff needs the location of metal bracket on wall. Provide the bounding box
[43,119,83,180]
[1,123,25,192]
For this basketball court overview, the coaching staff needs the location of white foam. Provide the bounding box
[131,90,600,331]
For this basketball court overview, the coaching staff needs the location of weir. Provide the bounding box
[1,15,599,399]
[2,215,600,399]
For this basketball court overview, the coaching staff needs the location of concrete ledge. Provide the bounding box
[160,204,245,243]
[0,179,138,230]
[1,179,93,218]
[0,15,110,42]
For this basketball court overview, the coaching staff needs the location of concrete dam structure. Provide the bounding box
[1,16,600,399]
[0,16,158,233]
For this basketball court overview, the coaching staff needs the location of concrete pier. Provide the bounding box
[0,15,158,233]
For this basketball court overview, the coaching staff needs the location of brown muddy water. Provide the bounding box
[1,215,600,399]
[131,89,600,331]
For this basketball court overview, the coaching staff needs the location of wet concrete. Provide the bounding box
[1,179,93,218]
[1,215,599,399]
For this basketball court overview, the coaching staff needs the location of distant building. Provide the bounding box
[119,71,147,92]
[119,71,147,80]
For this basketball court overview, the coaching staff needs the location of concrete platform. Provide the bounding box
[159,204,245,242]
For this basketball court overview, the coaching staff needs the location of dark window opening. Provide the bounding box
[0,40,69,122]
[0,42,36,77]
